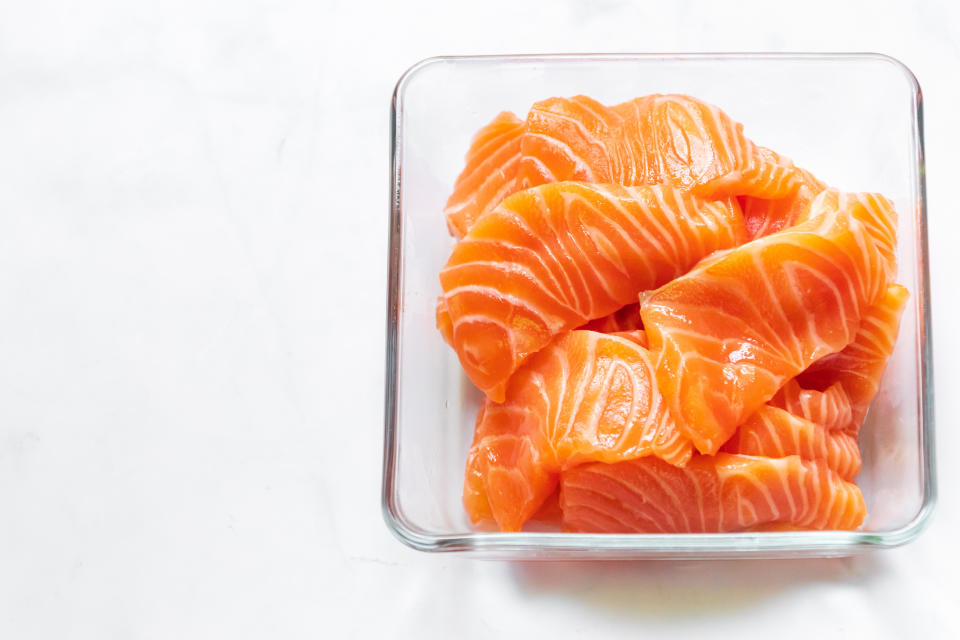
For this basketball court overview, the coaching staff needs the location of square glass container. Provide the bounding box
[382,53,934,558]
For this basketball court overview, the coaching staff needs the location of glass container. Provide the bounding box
[383,53,934,558]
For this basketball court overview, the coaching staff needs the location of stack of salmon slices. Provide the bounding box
[436,94,907,534]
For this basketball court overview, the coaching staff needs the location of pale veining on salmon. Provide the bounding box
[464,330,690,532]
[439,181,745,402]
[434,93,908,535]
[560,453,865,533]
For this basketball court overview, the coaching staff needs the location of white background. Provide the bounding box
[0,1,957,638]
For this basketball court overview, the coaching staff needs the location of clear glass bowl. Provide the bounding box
[382,53,935,558]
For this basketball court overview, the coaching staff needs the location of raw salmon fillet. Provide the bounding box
[611,96,801,198]
[769,379,853,433]
[797,284,909,433]
[808,191,899,267]
[438,181,745,402]
[560,453,866,533]
[444,112,525,238]
[446,95,803,238]
[518,95,802,199]
[722,405,862,480]
[640,190,897,454]
[463,330,690,532]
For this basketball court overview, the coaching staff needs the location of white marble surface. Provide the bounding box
[0,1,957,637]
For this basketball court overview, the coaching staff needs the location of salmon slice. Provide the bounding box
[740,167,827,239]
[797,284,909,433]
[611,95,801,198]
[813,192,899,266]
[722,405,862,480]
[769,379,853,432]
[578,302,643,333]
[463,330,691,532]
[560,453,865,533]
[444,112,525,238]
[438,182,745,402]
[517,94,801,199]
[640,190,897,454]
